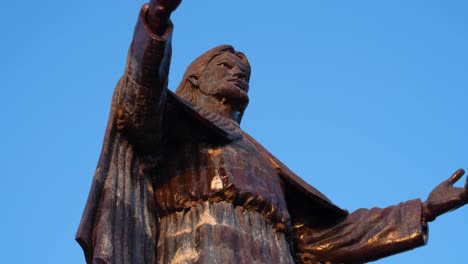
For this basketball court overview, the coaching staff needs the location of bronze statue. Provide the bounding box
[76,1,468,263]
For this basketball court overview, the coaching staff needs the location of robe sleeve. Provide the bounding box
[115,3,173,152]
[293,199,428,263]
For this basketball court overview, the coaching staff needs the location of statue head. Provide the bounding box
[175,45,251,124]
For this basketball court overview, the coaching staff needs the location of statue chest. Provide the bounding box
[154,136,290,228]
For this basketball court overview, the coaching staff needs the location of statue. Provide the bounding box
[76,1,468,263]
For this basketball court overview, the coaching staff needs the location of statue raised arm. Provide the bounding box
[76,2,182,263]
[114,0,181,152]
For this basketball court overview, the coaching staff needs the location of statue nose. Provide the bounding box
[232,69,247,80]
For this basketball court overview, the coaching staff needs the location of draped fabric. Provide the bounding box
[157,201,295,264]
[76,90,158,264]
[76,89,427,264]
[75,85,349,264]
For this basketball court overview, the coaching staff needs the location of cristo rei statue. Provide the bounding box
[76,1,468,263]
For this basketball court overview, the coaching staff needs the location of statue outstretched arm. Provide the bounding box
[294,200,428,263]
[293,169,467,263]
[115,1,181,152]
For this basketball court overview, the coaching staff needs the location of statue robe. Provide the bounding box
[76,4,427,264]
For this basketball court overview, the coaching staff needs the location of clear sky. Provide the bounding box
[2,1,467,263]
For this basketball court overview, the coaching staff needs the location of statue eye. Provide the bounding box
[218,62,232,68]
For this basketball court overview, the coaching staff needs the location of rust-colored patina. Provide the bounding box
[77,1,468,263]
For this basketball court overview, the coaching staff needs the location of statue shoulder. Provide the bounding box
[241,132,349,224]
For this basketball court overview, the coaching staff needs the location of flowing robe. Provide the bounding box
[76,4,428,264]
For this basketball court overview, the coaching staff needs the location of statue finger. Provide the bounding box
[448,168,465,185]
[158,0,182,11]
[464,172,468,194]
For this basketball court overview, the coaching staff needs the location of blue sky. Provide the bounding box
[2,1,467,263]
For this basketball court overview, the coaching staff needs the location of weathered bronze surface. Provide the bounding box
[77,1,468,263]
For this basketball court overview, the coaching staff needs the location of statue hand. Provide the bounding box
[149,0,182,15]
[147,0,182,35]
[422,169,468,222]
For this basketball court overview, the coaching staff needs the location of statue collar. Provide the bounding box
[167,91,243,141]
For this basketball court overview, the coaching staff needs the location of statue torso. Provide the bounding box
[150,108,295,263]
[154,130,291,230]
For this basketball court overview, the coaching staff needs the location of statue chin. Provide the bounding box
[212,84,249,108]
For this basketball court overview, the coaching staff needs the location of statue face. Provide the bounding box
[197,52,250,106]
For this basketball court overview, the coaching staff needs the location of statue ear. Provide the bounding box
[187,76,199,88]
